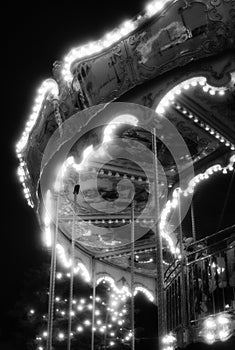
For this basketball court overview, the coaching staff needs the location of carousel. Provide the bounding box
[16,0,235,349]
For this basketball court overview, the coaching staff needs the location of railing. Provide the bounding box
[164,226,235,345]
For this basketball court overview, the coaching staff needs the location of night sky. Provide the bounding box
[3,1,235,349]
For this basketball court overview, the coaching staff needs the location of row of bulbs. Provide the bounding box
[174,102,235,151]
[62,0,171,81]
[156,75,231,115]
[96,275,154,302]
[15,0,172,160]
[159,155,235,255]
[16,79,59,208]
[17,162,34,207]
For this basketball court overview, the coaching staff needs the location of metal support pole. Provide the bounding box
[47,193,60,350]
[131,201,135,350]
[91,258,96,350]
[67,192,77,350]
[190,200,196,242]
[152,128,165,348]
[178,190,188,345]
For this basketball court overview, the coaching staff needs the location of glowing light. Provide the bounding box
[217,315,229,325]
[103,114,138,143]
[84,320,91,326]
[58,332,65,340]
[16,79,58,154]
[56,272,62,279]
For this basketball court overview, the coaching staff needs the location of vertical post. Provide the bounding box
[131,201,135,350]
[190,200,196,242]
[47,193,60,350]
[152,128,165,348]
[67,192,77,350]
[91,258,96,350]
[178,190,188,345]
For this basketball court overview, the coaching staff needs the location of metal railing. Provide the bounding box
[164,226,235,345]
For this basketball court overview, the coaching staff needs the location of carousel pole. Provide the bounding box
[178,190,188,345]
[190,200,196,242]
[67,188,78,350]
[46,191,60,350]
[131,200,135,350]
[91,257,96,350]
[152,128,165,349]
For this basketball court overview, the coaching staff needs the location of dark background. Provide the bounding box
[3,1,234,349]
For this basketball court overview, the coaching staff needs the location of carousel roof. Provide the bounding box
[15,0,235,277]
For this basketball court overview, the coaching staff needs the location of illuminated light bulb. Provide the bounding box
[209,89,216,95]
[30,309,35,314]
[110,341,115,346]
[218,90,225,96]
[70,311,75,316]
[218,329,229,341]
[61,311,65,316]
[42,331,48,337]
[55,297,60,302]
[199,78,206,86]
[56,272,62,279]
[58,332,65,340]
[205,332,215,343]
[84,320,91,326]
[110,332,115,336]
[183,84,190,90]
[217,315,229,325]
[80,298,85,304]
[205,317,216,329]
[97,319,102,325]
[77,326,83,332]
[95,310,100,316]
[202,85,209,92]
[88,304,93,310]
[156,106,165,114]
